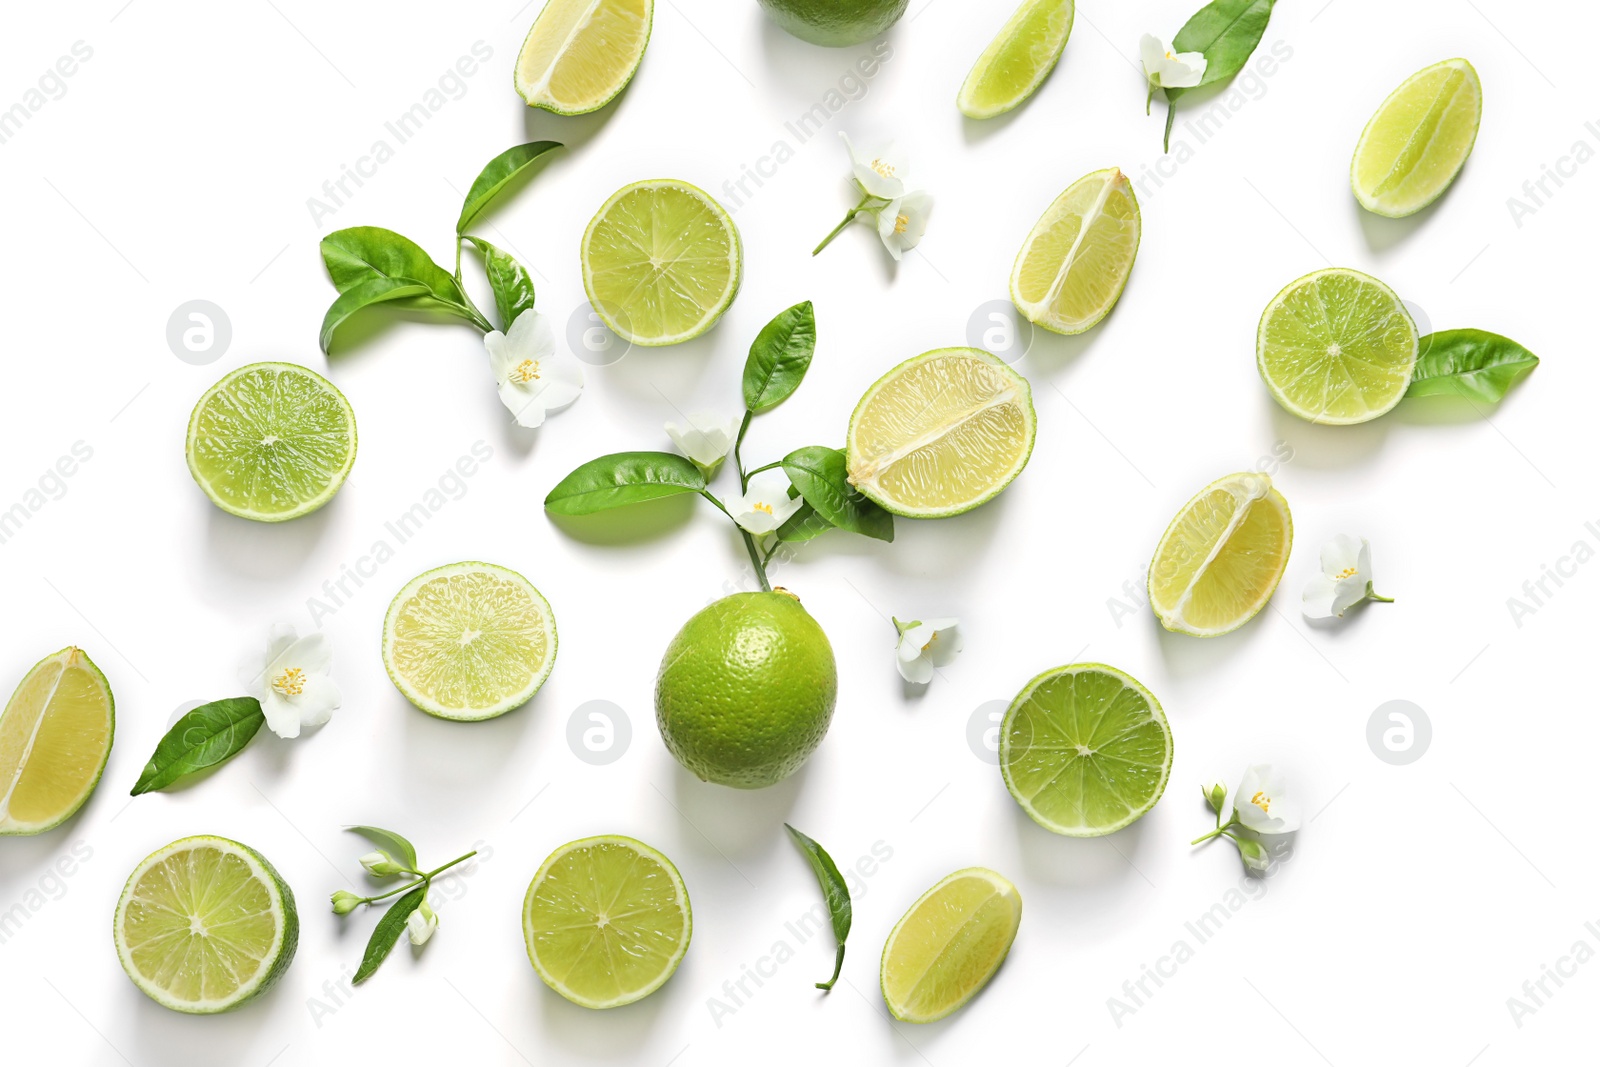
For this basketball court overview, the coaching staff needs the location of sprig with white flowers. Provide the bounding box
[1141,0,1278,152]
[1192,765,1300,873]
[813,133,934,262]
[331,826,477,984]
[544,301,894,591]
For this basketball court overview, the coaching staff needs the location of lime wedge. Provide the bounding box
[114,836,298,1014]
[1148,473,1293,637]
[382,562,557,721]
[515,0,653,115]
[1000,664,1172,835]
[1352,58,1481,218]
[845,348,1035,518]
[957,0,1074,119]
[186,362,357,522]
[0,647,113,835]
[1257,267,1418,425]
[523,835,692,1009]
[880,867,1021,1023]
[1010,167,1139,335]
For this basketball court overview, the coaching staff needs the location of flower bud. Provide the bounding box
[359,850,406,877]
[407,901,439,946]
[1203,781,1229,814]
[1235,836,1271,874]
[330,890,363,915]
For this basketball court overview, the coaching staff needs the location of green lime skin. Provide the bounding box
[756,0,907,46]
[655,592,837,789]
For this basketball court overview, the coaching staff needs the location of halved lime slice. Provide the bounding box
[957,0,1074,119]
[1010,167,1139,335]
[0,647,113,835]
[515,0,653,115]
[186,362,357,522]
[880,867,1021,1023]
[1148,473,1293,637]
[845,348,1036,518]
[523,835,692,1009]
[382,562,557,721]
[1257,268,1418,425]
[581,179,741,346]
[114,836,298,1014]
[1352,58,1481,218]
[1000,663,1172,835]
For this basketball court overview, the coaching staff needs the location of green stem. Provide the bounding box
[425,851,477,879]
[741,529,772,592]
[354,850,478,907]
[454,236,463,282]
[812,194,877,256]
[816,942,845,991]
[762,537,783,566]
[1191,815,1239,846]
[1366,582,1395,605]
[359,880,422,905]
[698,489,734,519]
[745,460,782,481]
[735,410,754,490]
[1163,99,1178,153]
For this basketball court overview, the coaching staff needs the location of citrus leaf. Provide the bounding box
[320,226,467,306]
[319,277,429,354]
[544,452,707,515]
[456,140,562,234]
[130,697,264,796]
[778,501,833,543]
[782,446,893,542]
[353,883,427,984]
[1171,0,1275,89]
[785,824,851,990]
[465,236,537,331]
[1407,329,1539,403]
[743,301,817,412]
[346,826,419,873]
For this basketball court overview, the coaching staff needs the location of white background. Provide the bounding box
[0,0,1593,1063]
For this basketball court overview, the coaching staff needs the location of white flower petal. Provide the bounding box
[1139,34,1168,80]
[1301,575,1342,619]
[507,308,556,357]
[261,691,302,740]
[406,907,437,946]
[926,625,962,668]
[484,329,517,379]
[1320,534,1366,578]
[273,632,332,676]
[499,382,549,427]
[897,650,934,684]
[294,674,341,727]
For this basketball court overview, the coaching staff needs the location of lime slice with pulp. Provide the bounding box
[1010,167,1139,335]
[1351,58,1481,218]
[880,867,1021,1023]
[957,0,1074,120]
[0,647,113,835]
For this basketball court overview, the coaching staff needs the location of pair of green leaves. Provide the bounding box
[130,697,264,795]
[786,825,851,991]
[1407,329,1539,404]
[1160,0,1276,150]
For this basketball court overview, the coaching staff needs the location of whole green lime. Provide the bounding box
[655,591,837,788]
[757,0,908,46]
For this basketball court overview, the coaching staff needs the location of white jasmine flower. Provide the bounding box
[406,900,438,946]
[1231,765,1300,835]
[894,617,962,684]
[665,413,740,477]
[840,131,906,200]
[1302,534,1393,619]
[240,623,340,740]
[485,310,583,428]
[725,469,804,535]
[877,190,934,261]
[1140,34,1207,91]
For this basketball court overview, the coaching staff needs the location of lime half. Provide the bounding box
[1000,664,1172,836]
[186,362,357,522]
[114,836,298,1014]
[846,348,1036,518]
[581,179,741,346]
[1010,168,1139,335]
[1257,268,1418,425]
[523,835,692,1009]
[880,867,1021,1023]
[957,0,1074,119]
[0,647,114,835]
[1148,473,1292,637]
[515,0,653,115]
[1352,58,1481,218]
[382,562,557,721]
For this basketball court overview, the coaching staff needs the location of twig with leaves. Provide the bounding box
[330,826,477,983]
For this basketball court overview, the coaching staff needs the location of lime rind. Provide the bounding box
[845,347,1037,519]
[879,867,1021,1023]
[0,647,114,836]
[114,835,298,1014]
[1351,58,1481,218]
[1009,168,1140,335]
[957,0,1075,120]
[381,561,558,721]
[515,0,654,116]
[998,663,1172,836]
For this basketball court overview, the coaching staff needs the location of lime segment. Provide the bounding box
[114,836,298,1014]
[880,867,1021,1023]
[186,362,357,522]
[581,179,741,346]
[1257,268,1418,425]
[382,562,557,721]
[1148,473,1293,637]
[1010,168,1139,335]
[958,0,1074,119]
[1352,58,1481,218]
[845,348,1036,518]
[0,647,113,835]
[515,0,653,115]
[523,835,691,1009]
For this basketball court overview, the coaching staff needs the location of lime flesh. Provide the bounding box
[845,348,1036,518]
[1000,664,1171,835]
[880,867,1021,1023]
[523,835,691,1009]
[1010,168,1139,334]
[581,179,741,346]
[0,647,113,835]
[382,562,557,721]
[957,0,1074,119]
[186,362,357,522]
[114,836,298,1014]
[1257,268,1418,425]
[1352,58,1481,218]
[515,0,653,115]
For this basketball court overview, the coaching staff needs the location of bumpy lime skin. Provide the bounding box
[655,592,837,789]
[756,0,908,46]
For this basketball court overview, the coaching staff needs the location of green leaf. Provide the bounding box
[1171,0,1275,90]
[320,227,467,308]
[465,236,537,331]
[781,446,893,542]
[544,452,708,515]
[1407,329,1540,403]
[777,501,833,543]
[743,301,817,412]
[319,277,430,354]
[346,826,419,873]
[785,824,851,991]
[130,697,264,796]
[456,140,562,234]
[352,883,427,984]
